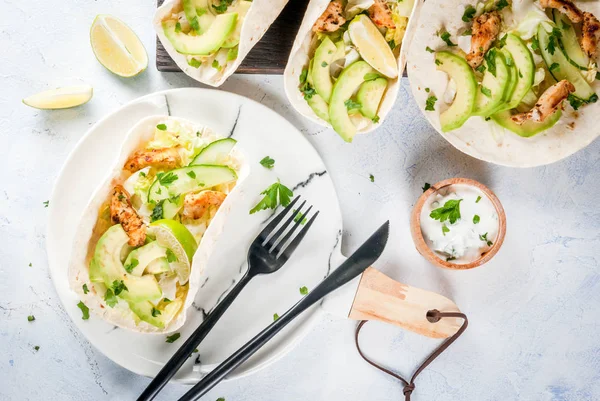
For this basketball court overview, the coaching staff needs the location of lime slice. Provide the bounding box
[349,15,398,79]
[22,85,93,110]
[90,15,148,77]
[149,220,198,284]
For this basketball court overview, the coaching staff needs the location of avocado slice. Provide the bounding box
[356,77,387,120]
[472,51,509,117]
[182,0,215,33]
[307,94,330,122]
[123,241,169,276]
[128,297,183,329]
[491,109,562,138]
[435,51,477,132]
[312,37,338,102]
[162,13,238,55]
[221,1,252,48]
[329,61,376,142]
[92,225,162,303]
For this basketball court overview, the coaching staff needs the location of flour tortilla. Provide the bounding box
[407,0,600,167]
[154,0,289,87]
[284,0,423,134]
[68,115,248,333]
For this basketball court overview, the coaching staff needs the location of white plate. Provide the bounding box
[406,0,600,167]
[46,88,343,382]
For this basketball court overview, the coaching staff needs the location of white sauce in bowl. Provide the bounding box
[420,184,499,264]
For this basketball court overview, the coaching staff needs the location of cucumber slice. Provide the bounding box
[191,138,237,165]
[162,195,183,220]
[537,24,596,101]
[148,165,237,203]
[435,51,477,132]
[312,37,338,102]
[491,109,562,137]
[472,51,510,117]
[503,34,535,110]
[356,77,387,119]
[552,9,590,70]
[307,93,330,122]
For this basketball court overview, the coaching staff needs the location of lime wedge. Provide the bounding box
[22,85,93,110]
[149,220,198,284]
[349,15,398,79]
[90,15,148,77]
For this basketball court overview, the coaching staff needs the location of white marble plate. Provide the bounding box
[46,88,343,382]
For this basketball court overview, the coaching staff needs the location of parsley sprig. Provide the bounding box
[430,199,462,224]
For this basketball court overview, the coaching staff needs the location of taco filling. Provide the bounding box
[297,0,414,142]
[160,0,251,81]
[426,0,598,137]
[83,118,240,329]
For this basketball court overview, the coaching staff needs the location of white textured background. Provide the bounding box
[1,0,600,400]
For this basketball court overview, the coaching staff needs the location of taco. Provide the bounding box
[407,0,600,166]
[68,116,246,333]
[154,0,289,87]
[284,0,422,142]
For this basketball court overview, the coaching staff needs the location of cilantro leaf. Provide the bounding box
[567,94,584,110]
[299,68,308,84]
[425,95,438,111]
[549,62,560,72]
[212,0,233,14]
[372,115,380,123]
[300,82,316,99]
[388,39,396,50]
[495,0,509,10]
[104,289,118,308]
[260,156,275,169]
[479,232,493,246]
[249,181,294,214]
[77,301,90,320]
[546,27,562,55]
[426,46,435,53]
[112,280,128,296]
[273,313,280,321]
[34,346,40,351]
[462,5,476,22]
[484,48,497,77]
[293,209,307,225]
[227,46,238,61]
[473,215,480,224]
[157,171,178,186]
[157,124,167,131]
[166,333,181,343]
[344,99,362,112]
[43,200,49,208]
[166,249,177,263]
[187,171,196,179]
[442,224,450,235]
[211,59,221,71]
[531,36,540,51]
[187,58,202,68]
[422,182,431,192]
[82,284,89,294]
[124,258,139,273]
[299,286,309,295]
[481,86,492,97]
[27,315,35,322]
[439,31,457,47]
[369,174,375,183]
[151,307,162,317]
[430,199,462,224]
[475,64,486,73]
[476,195,482,203]
[151,200,165,222]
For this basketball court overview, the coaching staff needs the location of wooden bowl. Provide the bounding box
[410,178,507,270]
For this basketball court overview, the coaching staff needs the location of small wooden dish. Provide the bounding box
[410,178,506,270]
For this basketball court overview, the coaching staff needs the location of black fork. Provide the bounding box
[137,196,318,401]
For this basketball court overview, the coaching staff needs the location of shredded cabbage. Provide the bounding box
[515,10,551,40]
[345,0,374,19]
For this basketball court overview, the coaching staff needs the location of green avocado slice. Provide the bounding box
[162,13,237,55]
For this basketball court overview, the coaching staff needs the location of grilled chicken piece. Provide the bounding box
[368,0,396,29]
[582,12,600,59]
[466,12,502,69]
[511,80,575,124]
[111,185,146,247]
[124,147,181,173]
[182,190,227,220]
[312,1,346,32]
[539,0,583,23]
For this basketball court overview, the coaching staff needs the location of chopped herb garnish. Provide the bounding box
[518,70,523,78]
[531,36,540,51]
[300,82,317,99]
[596,72,600,81]
[28,263,32,267]
[425,95,438,111]
[485,116,491,121]
[439,31,457,47]
[34,346,40,351]
[124,258,139,273]
[479,232,493,246]
[495,0,509,10]
[476,195,482,203]
[227,46,238,61]
[175,22,182,33]
[567,94,583,110]
[484,48,497,77]
[481,86,492,97]
[157,124,167,131]
[249,180,293,214]
[104,289,118,307]
[388,39,396,50]
[546,27,562,55]
[364,72,381,81]
[27,315,35,322]
[150,200,164,222]
[344,99,362,111]
[442,224,450,235]
[273,313,280,321]
[111,280,127,296]
[562,20,571,30]
[43,200,49,208]
[446,256,457,262]
[157,171,178,186]
[83,284,89,294]
[187,171,196,179]
[166,333,181,343]
[260,156,275,169]
[139,171,147,177]
[163,298,172,303]
[430,199,462,224]
[422,182,431,192]
[435,58,443,66]
[212,0,233,14]
[166,249,177,263]
[293,209,307,225]
[77,301,90,320]
[498,34,507,48]
[217,398,225,401]
[473,215,480,224]
[425,87,430,93]
[372,115,380,123]
[211,59,221,71]
[299,286,309,295]
[321,61,328,67]
[426,46,435,53]
[461,29,473,36]
[475,64,486,73]
[187,58,202,68]
[369,174,375,183]
[151,307,162,317]
[549,62,560,72]
[299,68,308,84]
[462,5,476,22]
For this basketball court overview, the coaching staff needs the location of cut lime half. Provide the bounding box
[349,15,398,79]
